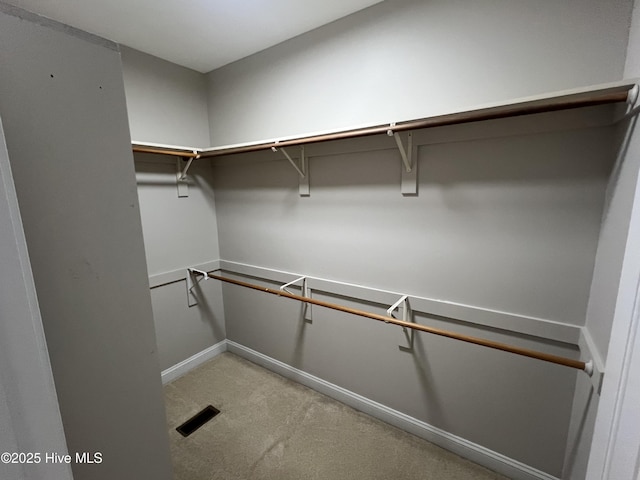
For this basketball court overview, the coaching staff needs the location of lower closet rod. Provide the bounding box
[206,272,590,374]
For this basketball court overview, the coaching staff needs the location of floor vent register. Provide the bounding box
[176,405,220,437]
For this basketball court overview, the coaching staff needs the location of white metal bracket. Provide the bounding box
[176,151,198,198]
[386,295,414,350]
[272,145,310,196]
[280,276,312,321]
[388,125,412,172]
[613,84,640,124]
[387,125,417,195]
[620,84,640,122]
[280,275,307,295]
[186,268,209,307]
[584,360,594,377]
[628,84,639,110]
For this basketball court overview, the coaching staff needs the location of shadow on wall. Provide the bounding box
[291,302,312,369]
[563,386,595,479]
[190,281,225,341]
[211,126,616,196]
[411,333,448,429]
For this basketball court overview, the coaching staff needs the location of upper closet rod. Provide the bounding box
[131,84,635,159]
[132,145,199,158]
[199,85,633,158]
[203,271,591,375]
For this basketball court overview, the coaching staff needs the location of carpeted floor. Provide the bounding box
[164,352,509,480]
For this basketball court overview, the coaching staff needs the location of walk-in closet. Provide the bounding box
[1,2,640,480]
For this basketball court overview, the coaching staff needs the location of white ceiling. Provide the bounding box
[9,0,383,73]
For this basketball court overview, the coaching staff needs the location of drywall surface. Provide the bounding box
[0,6,172,480]
[135,156,221,275]
[562,114,638,480]
[212,117,615,475]
[207,0,632,146]
[135,155,225,369]
[563,371,600,480]
[0,378,21,480]
[122,46,210,146]
[624,1,640,78]
[586,3,640,477]
[0,116,72,480]
[586,119,640,479]
[214,125,612,324]
[584,122,640,360]
[150,279,225,370]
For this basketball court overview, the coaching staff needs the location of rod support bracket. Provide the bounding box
[280,276,312,321]
[280,276,307,295]
[186,268,209,307]
[628,84,639,108]
[388,124,417,195]
[272,144,309,196]
[617,84,640,123]
[387,295,413,323]
[179,151,199,180]
[176,151,198,197]
[584,359,594,377]
[387,295,414,350]
[387,124,412,173]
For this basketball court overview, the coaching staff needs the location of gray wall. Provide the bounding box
[584,125,640,360]
[121,48,225,371]
[211,110,616,476]
[202,4,635,475]
[586,0,640,477]
[563,1,640,473]
[562,110,639,480]
[214,120,612,325]
[122,46,210,146]
[562,104,640,480]
[207,0,632,146]
[135,154,225,370]
[0,6,172,480]
[116,0,637,476]
[0,115,72,480]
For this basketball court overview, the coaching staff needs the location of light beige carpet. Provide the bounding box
[164,352,509,480]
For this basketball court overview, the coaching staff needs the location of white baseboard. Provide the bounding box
[161,340,228,384]
[226,340,560,480]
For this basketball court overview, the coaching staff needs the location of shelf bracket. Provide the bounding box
[176,151,198,198]
[186,268,209,307]
[280,276,312,321]
[619,84,640,122]
[179,151,199,180]
[280,275,307,295]
[388,124,412,172]
[272,145,309,196]
[387,295,414,350]
[387,125,417,196]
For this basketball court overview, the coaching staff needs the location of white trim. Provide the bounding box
[131,80,637,155]
[200,80,637,153]
[219,259,581,345]
[149,260,220,289]
[161,340,228,384]
[586,71,640,477]
[587,259,640,479]
[579,329,606,392]
[132,140,200,152]
[226,340,559,480]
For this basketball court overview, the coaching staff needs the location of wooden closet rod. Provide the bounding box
[132,146,199,158]
[131,84,635,160]
[206,272,590,373]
